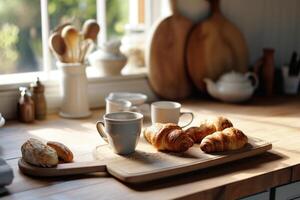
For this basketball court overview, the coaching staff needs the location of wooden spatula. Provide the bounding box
[186,0,248,91]
[18,159,106,177]
[147,0,194,100]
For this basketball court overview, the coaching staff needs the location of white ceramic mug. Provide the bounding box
[96,112,143,155]
[151,101,194,128]
[105,92,150,116]
[105,98,132,113]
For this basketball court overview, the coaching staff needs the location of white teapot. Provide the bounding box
[204,71,259,103]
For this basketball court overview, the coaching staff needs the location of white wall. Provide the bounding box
[221,0,300,67]
[155,0,300,67]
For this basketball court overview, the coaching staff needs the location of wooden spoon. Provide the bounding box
[82,19,100,42]
[79,19,100,63]
[62,25,80,63]
[49,32,68,62]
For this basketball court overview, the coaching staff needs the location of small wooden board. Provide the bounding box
[93,137,272,183]
[18,159,106,177]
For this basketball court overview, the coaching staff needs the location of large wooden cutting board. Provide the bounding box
[147,0,193,100]
[186,0,249,91]
[93,137,271,183]
[19,137,271,183]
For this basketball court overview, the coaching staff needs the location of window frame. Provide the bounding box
[0,0,165,119]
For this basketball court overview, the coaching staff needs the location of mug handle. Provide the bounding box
[96,121,108,143]
[179,112,194,128]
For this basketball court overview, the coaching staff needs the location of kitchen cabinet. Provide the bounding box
[274,181,300,200]
[240,191,269,200]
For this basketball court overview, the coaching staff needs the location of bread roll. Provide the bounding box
[47,141,73,163]
[21,138,58,167]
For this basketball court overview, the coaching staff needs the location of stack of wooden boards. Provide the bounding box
[147,0,248,99]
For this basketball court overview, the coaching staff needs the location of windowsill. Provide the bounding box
[0,66,148,91]
[0,67,156,119]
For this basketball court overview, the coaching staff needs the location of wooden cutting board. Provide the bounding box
[93,137,271,183]
[186,0,249,91]
[19,137,271,183]
[147,0,193,100]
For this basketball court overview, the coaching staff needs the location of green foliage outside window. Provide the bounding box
[0,0,129,74]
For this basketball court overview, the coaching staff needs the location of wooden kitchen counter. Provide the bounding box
[1,96,300,200]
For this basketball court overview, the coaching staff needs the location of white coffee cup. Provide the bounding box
[105,92,150,116]
[151,101,194,128]
[96,112,143,155]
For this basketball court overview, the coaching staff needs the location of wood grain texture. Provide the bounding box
[292,164,300,182]
[147,0,193,100]
[92,137,271,183]
[18,159,106,177]
[2,96,300,199]
[186,0,248,91]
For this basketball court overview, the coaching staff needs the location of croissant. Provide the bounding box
[186,116,233,143]
[144,123,194,152]
[200,127,248,153]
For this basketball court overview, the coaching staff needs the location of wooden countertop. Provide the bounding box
[1,97,300,200]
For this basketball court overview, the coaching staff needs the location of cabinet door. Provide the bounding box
[240,191,270,200]
[275,181,300,200]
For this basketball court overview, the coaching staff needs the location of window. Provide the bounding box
[0,0,43,74]
[0,0,153,79]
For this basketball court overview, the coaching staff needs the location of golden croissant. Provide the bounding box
[200,127,248,153]
[144,123,194,152]
[186,116,233,143]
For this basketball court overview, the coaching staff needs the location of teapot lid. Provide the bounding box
[219,71,248,83]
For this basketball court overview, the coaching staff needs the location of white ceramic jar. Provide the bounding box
[0,113,5,127]
[88,40,127,76]
[57,62,91,118]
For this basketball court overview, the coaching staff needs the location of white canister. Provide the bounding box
[282,66,300,95]
[57,62,91,118]
[0,113,5,127]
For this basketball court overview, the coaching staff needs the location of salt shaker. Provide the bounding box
[31,78,47,120]
[18,87,35,123]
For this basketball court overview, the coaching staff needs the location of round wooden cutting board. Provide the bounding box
[186,0,249,91]
[147,0,194,100]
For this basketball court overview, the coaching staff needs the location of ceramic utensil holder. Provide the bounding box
[57,62,91,118]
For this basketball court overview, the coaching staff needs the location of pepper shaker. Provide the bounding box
[31,78,47,120]
[18,87,35,123]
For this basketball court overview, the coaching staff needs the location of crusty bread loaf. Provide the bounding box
[21,138,58,167]
[47,141,73,163]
